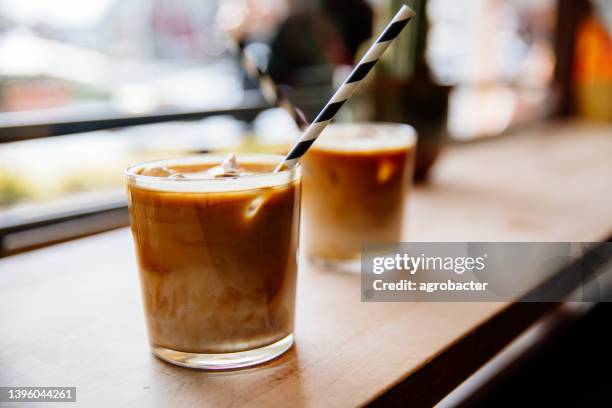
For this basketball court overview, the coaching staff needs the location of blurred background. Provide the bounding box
[0,0,611,255]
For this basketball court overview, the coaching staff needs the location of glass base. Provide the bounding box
[307,255,361,274]
[151,333,293,370]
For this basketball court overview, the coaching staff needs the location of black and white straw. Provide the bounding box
[275,4,415,171]
[231,38,309,131]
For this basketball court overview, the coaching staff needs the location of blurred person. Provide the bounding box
[236,0,373,86]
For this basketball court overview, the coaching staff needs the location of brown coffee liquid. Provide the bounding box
[302,147,414,261]
[128,162,300,353]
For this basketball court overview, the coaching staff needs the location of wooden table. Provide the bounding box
[1,121,611,407]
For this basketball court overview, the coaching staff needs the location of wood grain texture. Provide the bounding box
[1,122,611,407]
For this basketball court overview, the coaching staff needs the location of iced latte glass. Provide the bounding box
[127,154,301,370]
[302,123,416,272]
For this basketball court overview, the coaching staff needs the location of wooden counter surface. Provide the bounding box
[1,121,611,407]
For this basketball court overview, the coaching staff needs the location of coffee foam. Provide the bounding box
[128,154,299,193]
[312,123,416,153]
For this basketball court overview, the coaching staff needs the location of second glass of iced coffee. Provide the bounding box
[301,122,416,272]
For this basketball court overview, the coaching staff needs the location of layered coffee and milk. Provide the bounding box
[127,154,301,356]
[301,123,416,267]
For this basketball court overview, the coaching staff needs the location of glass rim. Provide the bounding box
[314,121,417,152]
[126,153,300,193]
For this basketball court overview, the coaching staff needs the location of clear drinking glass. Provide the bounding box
[301,122,416,272]
[126,154,301,370]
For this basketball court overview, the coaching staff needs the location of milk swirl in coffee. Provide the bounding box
[127,154,301,356]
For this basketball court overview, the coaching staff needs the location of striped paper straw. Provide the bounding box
[275,4,415,171]
[232,38,309,130]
